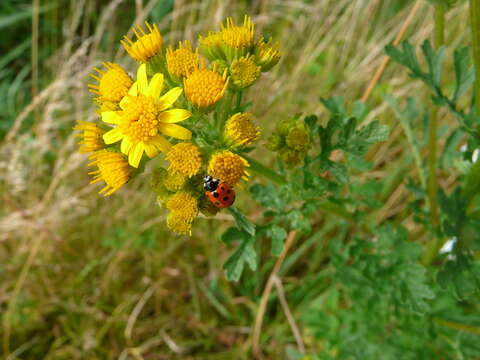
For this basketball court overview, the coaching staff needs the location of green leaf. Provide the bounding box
[221,227,246,245]
[326,161,349,184]
[397,263,435,314]
[267,225,288,256]
[227,206,256,236]
[345,120,390,155]
[421,41,445,86]
[223,236,257,281]
[453,46,474,103]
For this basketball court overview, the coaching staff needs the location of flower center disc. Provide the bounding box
[122,94,159,142]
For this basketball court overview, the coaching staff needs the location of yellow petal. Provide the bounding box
[103,128,123,144]
[128,142,145,168]
[144,143,159,158]
[159,123,192,140]
[157,87,183,111]
[120,138,133,155]
[150,135,172,152]
[128,82,138,96]
[158,109,191,123]
[102,111,121,124]
[147,73,164,99]
[137,64,148,95]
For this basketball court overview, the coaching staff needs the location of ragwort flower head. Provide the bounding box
[220,15,255,59]
[74,120,104,153]
[199,32,224,61]
[184,63,229,109]
[163,170,187,191]
[230,54,261,89]
[166,41,199,79]
[255,37,281,72]
[102,64,192,168]
[166,192,199,235]
[225,112,260,147]
[121,22,163,63]
[88,150,131,196]
[208,151,249,185]
[88,62,133,103]
[165,142,202,177]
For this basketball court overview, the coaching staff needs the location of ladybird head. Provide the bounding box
[203,174,219,191]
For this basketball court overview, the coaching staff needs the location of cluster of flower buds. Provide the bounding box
[266,117,311,168]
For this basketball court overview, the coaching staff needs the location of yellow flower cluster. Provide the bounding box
[76,16,280,235]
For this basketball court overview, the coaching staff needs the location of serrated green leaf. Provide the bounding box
[227,206,255,237]
[223,236,257,281]
[453,46,474,103]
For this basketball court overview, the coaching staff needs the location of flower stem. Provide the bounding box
[243,155,287,185]
[423,3,445,266]
[470,0,480,114]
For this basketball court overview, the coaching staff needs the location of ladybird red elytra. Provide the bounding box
[204,175,236,208]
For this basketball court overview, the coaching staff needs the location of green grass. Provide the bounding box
[1,0,478,359]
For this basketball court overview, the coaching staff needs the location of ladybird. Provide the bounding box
[204,175,235,208]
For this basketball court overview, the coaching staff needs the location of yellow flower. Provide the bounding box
[74,120,104,153]
[121,22,162,63]
[166,192,199,235]
[184,63,229,109]
[88,62,133,103]
[199,32,224,61]
[255,37,281,72]
[165,142,202,177]
[220,15,254,55]
[163,170,187,191]
[230,54,261,89]
[88,150,131,196]
[166,41,199,78]
[101,64,192,168]
[225,112,260,147]
[208,151,249,185]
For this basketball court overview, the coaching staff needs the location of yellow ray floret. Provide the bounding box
[225,113,260,147]
[184,63,229,108]
[88,62,133,103]
[220,15,255,49]
[230,54,261,89]
[166,192,199,235]
[121,21,163,63]
[165,142,202,177]
[208,151,249,185]
[102,64,192,168]
[88,150,131,196]
[166,41,199,78]
[74,120,104,153]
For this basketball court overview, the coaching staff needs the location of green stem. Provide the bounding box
[243,155,286,185]
[423,3,445,267]
[470,0,480,114]
[235,91,243,112]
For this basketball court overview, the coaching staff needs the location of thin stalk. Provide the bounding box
[471,0,480,114]
[423,3,445,266]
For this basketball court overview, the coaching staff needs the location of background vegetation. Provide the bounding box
[1,0,480,359]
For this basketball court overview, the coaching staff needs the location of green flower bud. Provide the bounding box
[286,126,310,152]
[266,134,284,151]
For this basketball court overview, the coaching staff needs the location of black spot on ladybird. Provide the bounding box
[223,197,229,201]
[213,192,219,198]
[227,189,231,194]
[220,186,225,190]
